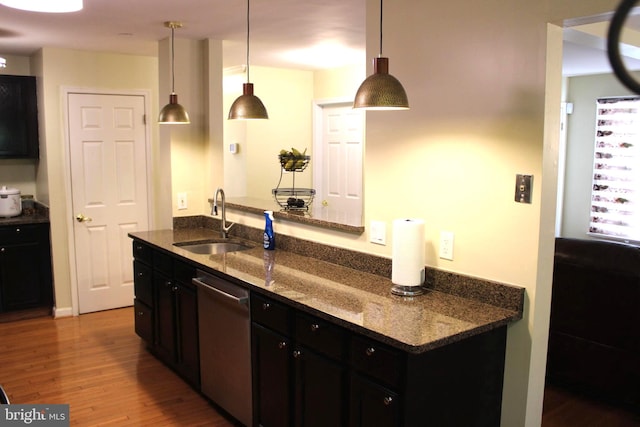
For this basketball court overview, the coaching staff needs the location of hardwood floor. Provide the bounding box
[1,307,638,426]
[0,307,235,426]
[542,383,640,427]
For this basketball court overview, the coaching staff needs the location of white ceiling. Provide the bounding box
[0,1,639,76]
[0,0,365,70]
[563,14,640,77]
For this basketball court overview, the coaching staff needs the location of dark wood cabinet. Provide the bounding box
[131,238,509,427]
[349,374,400,427]
[294,344,346,427]
[132,240,199,388]
[252,323,292,427]
[0,223,52,312]
[0,75,39,159]
[251,293,347,427]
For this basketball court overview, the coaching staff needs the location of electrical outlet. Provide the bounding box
[439,231,454,260]
[177,192,187,210]
[369,220,386,245]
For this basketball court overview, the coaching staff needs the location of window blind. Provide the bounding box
[589,96,640,242]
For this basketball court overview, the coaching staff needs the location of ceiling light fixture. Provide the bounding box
[228,0,268,120]
[353,0,409,110]
[0,0,82,13]
[158,21,190,125]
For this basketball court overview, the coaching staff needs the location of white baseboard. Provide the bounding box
[53,306,73,318]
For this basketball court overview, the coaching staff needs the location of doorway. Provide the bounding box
[66,91,150,314]
[312,101,364,224]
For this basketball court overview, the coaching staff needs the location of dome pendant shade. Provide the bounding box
[354,57,409,110]
[228,83,269,120]
[158,93,190,124]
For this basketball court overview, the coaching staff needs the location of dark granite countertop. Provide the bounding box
[129,228,522,354]
[0,205,49,226]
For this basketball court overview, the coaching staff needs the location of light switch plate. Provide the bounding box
[515,174,533,204]
[370,220,386,245]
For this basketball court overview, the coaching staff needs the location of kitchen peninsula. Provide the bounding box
[129,221,523,427]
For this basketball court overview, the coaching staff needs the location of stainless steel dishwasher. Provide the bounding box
[193,270,252,427]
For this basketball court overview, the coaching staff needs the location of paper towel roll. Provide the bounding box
[392,218,425,287]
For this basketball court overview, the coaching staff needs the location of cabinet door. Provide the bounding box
[0,224,52,312]
[294,345,347,427]
[175,282,199,387]
[154,271,176,363]
[0,240,43,310]
[0,75,39,159]
[349,374,401,427]
[252,324,292,427]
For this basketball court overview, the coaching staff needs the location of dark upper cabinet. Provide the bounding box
[0,75,39,159]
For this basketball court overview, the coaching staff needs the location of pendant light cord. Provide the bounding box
[378,0,383,57]
[607,0,640,95]
[246,0,251,83]
[170,25,176,93]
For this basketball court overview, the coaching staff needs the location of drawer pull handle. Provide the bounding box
[310,323,320,332]
[278,341,287,349]
[366,347,376,356]
[293,350,302,358]
[383,396,393,406]
[137,311,144,316]
[138,272,144,277]
[262,302,270,310]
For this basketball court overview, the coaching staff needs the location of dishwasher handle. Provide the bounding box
[192,276,249,305]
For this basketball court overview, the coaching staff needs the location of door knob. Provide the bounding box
[76,214,93,223]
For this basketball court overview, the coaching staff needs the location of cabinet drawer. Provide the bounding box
[295,313,346,361]
[251,293,291,335]
[133,260,153,306]
[132,240,152,264]
[153,250,174,276]
[134,299,153,343]
[0,224,42,243]
[351,336,404,388]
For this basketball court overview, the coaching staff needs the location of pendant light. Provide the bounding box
[0,0,82,13]
[228,0,269,120]
[353,0,409,110]
[158,21,190,124]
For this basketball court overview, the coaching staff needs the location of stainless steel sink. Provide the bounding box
[174,240,253,255]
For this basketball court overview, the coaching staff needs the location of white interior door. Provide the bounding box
[68,93,149,314]
[318,104,364,217]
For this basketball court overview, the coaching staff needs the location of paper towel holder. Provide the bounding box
[391,284,426,297]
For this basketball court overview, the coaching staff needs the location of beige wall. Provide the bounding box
[35,47,158,313]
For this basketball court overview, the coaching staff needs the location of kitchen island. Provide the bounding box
[129,227,523,427]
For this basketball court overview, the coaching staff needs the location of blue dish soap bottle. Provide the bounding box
[263,210,275,250]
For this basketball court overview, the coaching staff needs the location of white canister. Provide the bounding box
[0,186,22,217]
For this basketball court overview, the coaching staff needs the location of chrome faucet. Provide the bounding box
[212,188,234,239]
